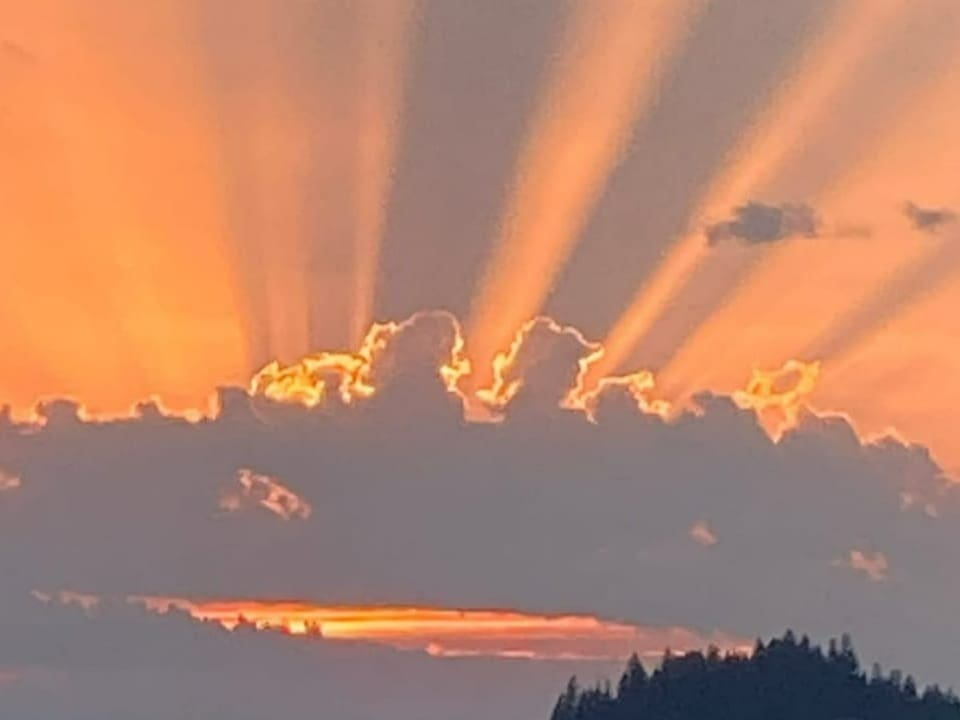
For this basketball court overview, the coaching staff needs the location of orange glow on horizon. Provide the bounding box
[467,0,704,389]
[133,595,750,662]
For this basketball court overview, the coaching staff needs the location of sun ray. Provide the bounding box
[586,0,913,387]
[466,0,704,387]
[658,35,960,400]
[0,0,251,415]
[349,1,420,347]
[812,280,960,474]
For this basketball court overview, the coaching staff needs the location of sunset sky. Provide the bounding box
[2,1,960,718]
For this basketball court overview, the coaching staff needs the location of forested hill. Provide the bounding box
[551,631,960,720]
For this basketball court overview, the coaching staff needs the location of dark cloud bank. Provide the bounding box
[1,312,959,717]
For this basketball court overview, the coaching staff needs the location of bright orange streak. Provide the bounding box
[589,0,911,386]
[136,596,749,662]
[467,0,703,387]
[350,1,418,346]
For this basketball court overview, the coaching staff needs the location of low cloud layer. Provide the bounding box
[706,202,819,245]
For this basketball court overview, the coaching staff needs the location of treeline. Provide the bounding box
[551,631,960,720]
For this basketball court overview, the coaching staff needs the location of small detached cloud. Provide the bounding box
[706,201,819,246]
[0,469,20,492]
[690,521,718,547]
[0,40,36,66]
[833,549,889,582]
[219,469,312,521]
[903,201,957,234]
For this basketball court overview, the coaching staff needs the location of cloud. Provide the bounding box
[706,202,819,246]
[689,521,718,547]
[903,201,957,234]
[250,310,469,424]
[478,317,601,417]
[576,370,669,423]
[0,40,35,66]
[219,469,312,520]
[0,468,20,492]
[732,359,820,438]
[833,550,889,582]
[2,311,960,693]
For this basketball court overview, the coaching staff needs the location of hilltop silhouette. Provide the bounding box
[551,631,960,720]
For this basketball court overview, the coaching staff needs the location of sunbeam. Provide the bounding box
[349,0,419,346]
[658,36,960,402]
[466,0,704,387]
[586,0,912,388]
[0,0,251,414]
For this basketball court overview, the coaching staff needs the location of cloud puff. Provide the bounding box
[0,468,20,492]
[903,201,957,234]
[833,550,889,583]
[706,202,819,246]
[250,310,469,425]
[689,521,718,547]
[478,317,601,417]
[732,359,820,438]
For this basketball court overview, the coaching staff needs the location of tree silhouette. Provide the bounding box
[550,630,960,720]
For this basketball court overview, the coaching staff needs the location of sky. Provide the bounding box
[2,1,960,718]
